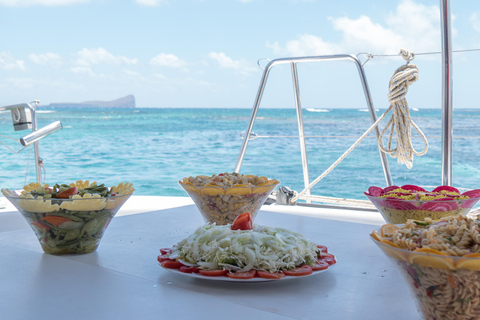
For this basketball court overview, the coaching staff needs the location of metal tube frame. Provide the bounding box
[440,0,453,186]
[291,62,311,200]
[1,103,43,183]
[234,54,394,193]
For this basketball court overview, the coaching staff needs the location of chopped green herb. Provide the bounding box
[414,221,430,226]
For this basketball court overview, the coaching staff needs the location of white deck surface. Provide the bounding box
[0,195,420,320]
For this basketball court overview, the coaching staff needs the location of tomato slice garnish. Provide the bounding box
[317,245,328,253]
[56,187,78,199]
[157,254,174,263]
[283,265,313,276]
[198,269,228,277]
[319,253,336,265]
[256,270,285,280]
[225,269,256,279]
[159,248,172,255]
[231,212,253,231]
[179,266,200,273]
[161,260,184,269]
[312,259,329,271]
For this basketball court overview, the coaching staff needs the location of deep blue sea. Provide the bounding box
[1,107,480,200]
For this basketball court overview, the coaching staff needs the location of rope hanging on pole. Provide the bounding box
[377,49,428,169]
[290,49,428,203]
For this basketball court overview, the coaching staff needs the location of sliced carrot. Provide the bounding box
[32,221,51,230]
[447,274,456,288]
[41,215,72,227]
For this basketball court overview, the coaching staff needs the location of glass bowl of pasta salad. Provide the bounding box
[371,216,480,320]
[364,185,480,224]
[1,180,134,255]
[179,172,280,225]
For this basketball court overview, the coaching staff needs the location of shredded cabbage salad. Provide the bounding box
[167,224,320,273]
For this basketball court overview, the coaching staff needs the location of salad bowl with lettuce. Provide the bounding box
[2,180,134,255]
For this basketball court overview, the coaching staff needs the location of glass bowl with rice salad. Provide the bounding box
[364,184,480,224]
[1,180,134,255]
[179,172,279,225]
[371,215,480,319]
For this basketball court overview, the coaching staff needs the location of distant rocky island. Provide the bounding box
[43,95,135,108]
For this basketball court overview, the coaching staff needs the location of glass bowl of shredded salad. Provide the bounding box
[1,180,134,255]
[371,216,480,319]
[364,185,480,224]
[179,172,280,225]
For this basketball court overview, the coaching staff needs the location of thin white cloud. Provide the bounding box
[150,53,186,68]
[0,52,26,70]
[29,52,63,68]
[153,73,167,80]
[267,34,341,56]
[123,69,142,77]
[208,52,257,75]
[0,0,88,6]
[330,15,405,54]
[74,48,138,67]
[471,12,480,32]
[70,66,94,76]
[135,0,167,7]
[4,77,36,89]
[268,0,442,57]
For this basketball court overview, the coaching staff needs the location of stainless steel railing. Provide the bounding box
[0,102,62,183]
[234,0,454,207]
[234,54,394,203]
[440,0,453,186]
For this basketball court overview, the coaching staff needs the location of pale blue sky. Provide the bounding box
[1,0,479,109]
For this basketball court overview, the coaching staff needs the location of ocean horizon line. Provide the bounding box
[35,106,480,111]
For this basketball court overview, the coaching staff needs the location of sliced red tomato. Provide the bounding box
[317,245,328,253]
[157,254,173,263]
[179,266,200,273]
[256,270,285,280]
[159,248,172,255]
[41,215,72,227]
[161,260,184,269]
[32,221,51,230]
[56,187,78,199]
[312,259,329,271]
[319,253,337,265]
[283,265,313,276]
[226,269,256,279]
[231,212,253,231]
[198,269,227,277]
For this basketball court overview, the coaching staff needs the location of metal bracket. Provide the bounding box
[275,186,296,205]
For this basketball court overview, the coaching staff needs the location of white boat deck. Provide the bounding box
[0,195,419,320]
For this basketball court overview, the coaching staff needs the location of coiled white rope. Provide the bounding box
[290,49,428,203]
[377,50,428,169]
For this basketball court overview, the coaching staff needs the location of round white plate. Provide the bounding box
[160,263,335,282]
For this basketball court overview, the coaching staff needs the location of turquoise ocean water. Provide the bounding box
[1,107,480,200]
